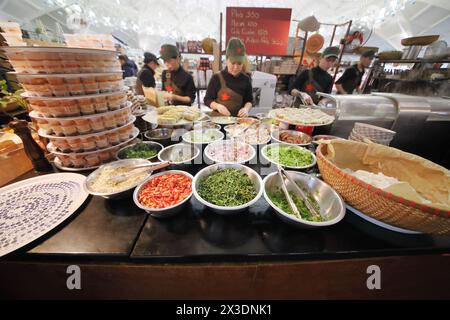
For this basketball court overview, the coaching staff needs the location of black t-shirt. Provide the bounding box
[335,64,364,94]
[162,67,197,105]
[204,69,253,107]
[138,65,156,88]
[291,66,333,103]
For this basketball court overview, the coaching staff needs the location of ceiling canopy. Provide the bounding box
[0,0,449,53]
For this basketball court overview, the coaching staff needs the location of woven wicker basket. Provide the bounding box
[316,142,450,235]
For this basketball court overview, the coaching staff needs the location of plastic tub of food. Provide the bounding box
[29,105,132,135]
[14,72,123,97]
[2,46,121,74]
[24,92,129,118]
[48,127,139,154]
[38,115,135,140]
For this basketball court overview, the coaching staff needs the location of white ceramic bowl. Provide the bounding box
[261,143,317,170]
[181,129,224,145]
[192,163,263,215]
[133,170,194,218]
[204,140,256,164]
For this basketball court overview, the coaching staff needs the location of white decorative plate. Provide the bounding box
[0,173,89,257]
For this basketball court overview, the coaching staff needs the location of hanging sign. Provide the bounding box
[226,7,292,56]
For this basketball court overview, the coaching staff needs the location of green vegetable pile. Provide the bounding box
[119,143,158,159]
[265,145,313,167]
[268,188,322,222]
[198,168,257,206]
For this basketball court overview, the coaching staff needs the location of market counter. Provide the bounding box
[1,167,450,299]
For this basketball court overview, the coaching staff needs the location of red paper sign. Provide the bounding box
[226,7,292,56]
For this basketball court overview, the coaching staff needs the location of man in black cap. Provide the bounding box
[290,46,339,105]
[335,50,375,94]
[135,52,159,95]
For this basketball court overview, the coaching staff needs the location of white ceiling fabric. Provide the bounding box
[0,0,449,53]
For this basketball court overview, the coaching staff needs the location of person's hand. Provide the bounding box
[238,106,250,117]
[162,91,173,102]
[169,94,179,104]
[300,92,313,105]
[214,103,231,116]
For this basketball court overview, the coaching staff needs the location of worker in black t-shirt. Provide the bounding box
[335,50,375,94]
[204,37,253,117]
[290,47,339,105]
[159,44,196,106]
[135,52,159,96]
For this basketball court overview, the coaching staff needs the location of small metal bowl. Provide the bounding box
[271,129,312,146]
[181,129,224,145]
[116,141,164,161]
[263,171,346,228]
[192,163,263,215]
[133,170,194,218]
[158,143,201,167]
[144,128,174,146]
[261,143,317,170]
[84,159,152,199]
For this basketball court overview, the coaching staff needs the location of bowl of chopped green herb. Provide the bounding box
[263,171,345,228]
[116,141,164,161]
[261,143,316,169]
[193,164,263,215]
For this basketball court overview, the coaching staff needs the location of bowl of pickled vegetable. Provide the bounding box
[263,171,346,228]
[261,143,316,169]
[133,170,194,217]
[192,164,263,215]
[116,141,164,161]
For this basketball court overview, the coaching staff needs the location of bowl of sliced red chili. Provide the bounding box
[133,170,193,217]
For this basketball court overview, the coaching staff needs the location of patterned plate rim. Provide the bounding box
[0,173,89,257]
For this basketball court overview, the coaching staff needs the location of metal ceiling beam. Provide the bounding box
[373,29,403,50]
[409,3,432,21]
[21,0,72,29]
[418,15,450,36]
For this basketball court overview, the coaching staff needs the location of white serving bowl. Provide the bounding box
[192,163,263,215]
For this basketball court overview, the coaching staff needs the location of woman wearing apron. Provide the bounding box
[134,52,159,96]
[159,44,196,106]
[204,37,253,117]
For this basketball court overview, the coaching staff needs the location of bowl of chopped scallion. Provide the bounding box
[261,143,316,169]
[116,141,164,161]
[263,171,345,228]
[193,164,263,215]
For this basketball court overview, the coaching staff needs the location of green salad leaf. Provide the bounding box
[198,168,257,206]
[265,145,313,167]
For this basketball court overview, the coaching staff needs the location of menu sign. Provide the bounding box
[226,7,292,56]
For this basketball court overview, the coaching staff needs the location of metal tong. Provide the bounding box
[277,166,321,219]
[110,161,170,183]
